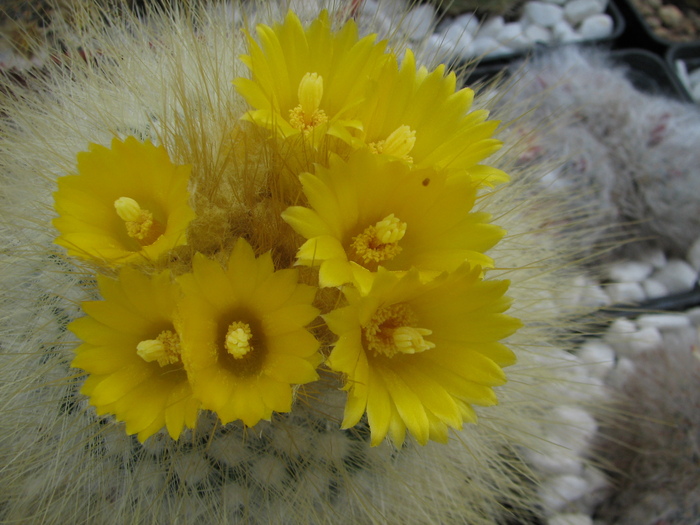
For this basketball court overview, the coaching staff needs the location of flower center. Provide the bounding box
[137,329,182,367]
[363,303,435,358]
[289,72,328,134]
[225,321,253,359]
[369,125,416,161]
[350,213,407,266]
[114,196,165,246]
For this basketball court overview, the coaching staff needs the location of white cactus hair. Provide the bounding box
[0,1,609,523]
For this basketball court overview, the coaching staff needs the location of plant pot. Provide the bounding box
[612,47,692,100]
[616,0,700,54]
[667,41,700,101]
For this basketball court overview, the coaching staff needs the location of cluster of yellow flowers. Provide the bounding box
[54,11,521,447]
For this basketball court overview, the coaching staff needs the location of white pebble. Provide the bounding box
[477,16,505,38]
[539,475,589,511]
[652,259,698,294]
[606,282,645,304]
[441,24,475,57]
[576,341,615,379]
[471,36,501,57]
[422,34,456,62]
[607,260,653,283]
[550,405,598,453]
[486,45,514,58]
[686,307,700,326]
[548,514,593,525]
[625,326,663,354]
[564,0,604,25]
[525,24,552,43]
[527,442,583,475]
[642,278,668,300]
[637,313,691,330]
[608,356,636,386]
[578,281,611,308]
[687,236,700,272]
[543,0,567,4]
[552,20,581,42]
[452,12,481,34]
[401,4,436,40]
[524,1,564,27]
[691,83,700,102]
[497,22,530,49]
[688,66,700,86]
[578,13,614,39]
[605,317,636,340]
[639,247,667,269]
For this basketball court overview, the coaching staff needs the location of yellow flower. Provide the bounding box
[176,238,321,427]
[356,49,509,186]
[70,268,199,442]
[282,150,504,289]
[53,137,195,266]
[324,266,521,446]
[233,10,388,146]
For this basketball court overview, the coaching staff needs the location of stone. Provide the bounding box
[524,24,552,43]
[564,0,604,25]
[401,4,436,40]
[579,14,613,39]
[526,441,583,475]
[539,475,589,511]
[636,313,691,330]
[497,22,530,49]
[548,514,594,525]
[452,12,480,34]
[686,236,700,271]
[624,326,663,354]
[651,259,698,294]
[606,260,653,282]
[578,281,610,307]
[606,282,645,304]
[439,25,474,58]
[576,341,615,379]
[523,1,564,28]
[550,406,598,453]
[477,16,505,39]
[659,4,684,28]
[688,67,700,86]
[641,278,668,300]
[471,36,501,58]
[638,247,667,269]
[552,20,581,42]
[686,307,700,326]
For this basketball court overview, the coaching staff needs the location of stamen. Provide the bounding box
[137,329,181,367]
[289,72,328,133]
[225,321,253,359]
[369,125,416,161]
[363,303,434,358]
[114,196,164,245]
[350,213,407,266]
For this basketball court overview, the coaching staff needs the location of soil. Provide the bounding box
[631,0,700,42]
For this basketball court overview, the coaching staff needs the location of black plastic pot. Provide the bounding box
[616,0,700,54]
[463,0,626,67]
[611,47,693,100]
[666,42,700,101]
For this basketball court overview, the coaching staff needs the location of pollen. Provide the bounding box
[136,329,182,367]
[363,303,434,358]
[350,213,407,266]
[369,125,416,161]
[225,321,253,359]
[289,72,328,133]
[114,196,164,245]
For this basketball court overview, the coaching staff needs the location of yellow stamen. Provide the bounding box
[137,329,181,367]
[289,72,328,133]
[225,321,253,359]
[369,125,416,161]
[350,213,407,266]
[114,196,164,245]
[363,303,434,358]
